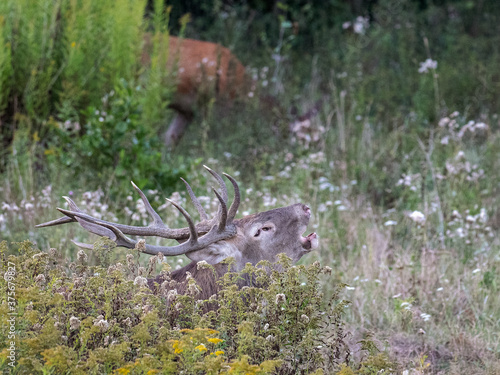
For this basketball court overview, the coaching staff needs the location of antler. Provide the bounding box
[36,166,241,256]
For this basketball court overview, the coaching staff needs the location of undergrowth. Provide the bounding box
[0,241,395,374]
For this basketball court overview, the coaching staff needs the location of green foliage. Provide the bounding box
[46,79,187,195]
[0,241,396,374]
[0,0,146,126]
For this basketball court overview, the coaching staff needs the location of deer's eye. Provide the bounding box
[262,226,271,232]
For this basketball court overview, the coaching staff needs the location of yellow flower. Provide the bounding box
[195,344,207,352]
[214,350,224,356]
[44,148,56,156]
[171,340,183,354]
[71,41,76,48]
[114,368,130,375]
[207,337,224,344]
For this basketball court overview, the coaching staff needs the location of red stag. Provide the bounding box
[37,166,318,298]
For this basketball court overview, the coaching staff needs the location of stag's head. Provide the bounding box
[37,166,318,271]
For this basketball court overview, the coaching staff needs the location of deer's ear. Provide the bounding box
[185,241,241,265]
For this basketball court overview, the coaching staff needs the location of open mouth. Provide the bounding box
[300,232,319,251]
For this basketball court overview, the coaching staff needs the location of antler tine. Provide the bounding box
[180,177,209,221]
[212,188,228,232]
[35,216,75,228]
[203,165,228,202]
[62,196,81,211]
[130,181,165,227]
[81,219,137,248]
[165,198,198,244]
[36,195,82,228]
[223,173,240,223]
[71,240,94,250]
[57,208,119,241]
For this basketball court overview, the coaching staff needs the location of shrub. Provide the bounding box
[45,79,188,197]
[0,241,392,374]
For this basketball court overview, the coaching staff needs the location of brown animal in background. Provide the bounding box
[37,166,318,298]
[142,35,247,147]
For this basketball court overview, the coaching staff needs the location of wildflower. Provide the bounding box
[135,239,146,252]
[400,302,412,310]
[353,16,369,34]
[134,276,148,287]
[384,220,397,226]
[300,314,310,324]
[479,208,488,223]
[214,350,224,356]
[69,316,81,330]
[438,117,450,127]
[172,340,183,354]
[420,313,431,321]
[455,150,465,160]
[35,274,46,286]
[418,58,438,73]
[409,211,426,224]
[94,319,110,332]
[322,266,332,275]
[472,268,481,274]
[207,337,223,344]
[77,250,88,262]
[195,344,207,352]
[197,260,211,270]
[275,293,286,304]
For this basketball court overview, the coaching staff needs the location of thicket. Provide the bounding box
[0,241,397,374]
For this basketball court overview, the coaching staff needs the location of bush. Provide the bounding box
[45,79,187,197]
[0,241,395,374]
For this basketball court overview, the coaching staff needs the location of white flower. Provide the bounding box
[418,58,438,73]
[353,16,369,34]
[455,150,466,160]
[275,293,286,304]
[69,316,81,330]
[196,260,210,270]
[134,276,148,287]
[479,208,488,223]
[420,313,431,321]
[94,319,110,332]
[384,220,397,226]
[409,211,426,224]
